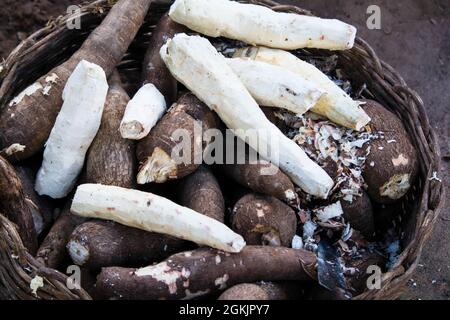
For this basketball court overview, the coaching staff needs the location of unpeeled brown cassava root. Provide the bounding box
[136,93,220,184]
[220,160,298,206]
[0,156,38,254]
[71,184,245,253]
[85,71,136,188]
[231,194,297,247]
[160,34,334,199]
[233,46,371,131]
[36,202,86,269]
[218,282,304,300]
[67,220,190,270]
[95,246,317,300]
[361,99,418,203]
[142,13,187,105]
[35,60,109,199]
[0,0,152,161]
[178,165,225,223]
[169,0,356,50]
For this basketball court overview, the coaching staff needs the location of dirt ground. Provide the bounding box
[0,0,448,300]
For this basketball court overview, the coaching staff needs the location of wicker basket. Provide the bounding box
[0,0,445,300]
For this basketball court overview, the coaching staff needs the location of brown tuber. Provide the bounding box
[36,202,86,268]
[14,165,54,235]
[142,13,187,105]
[231,194,297,247]
[136,93,220,184]
[341,191,375,240]
[67,220,190,270]
[218,282,304,300]
[178,165,225,222]
[221,160,298,206]
[85,71,136,188]
[0,156,38,254]
[95,246,317,300]
[361,99,419,204]
[0,0,152,161]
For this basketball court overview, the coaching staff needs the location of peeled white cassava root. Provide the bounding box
[71,184,246,253]
[120,84,166,140]
[226,58,325,115]
[160,34,334,199]
[35,60,108,199]
[169,0,356,51]
[234,47,371,131]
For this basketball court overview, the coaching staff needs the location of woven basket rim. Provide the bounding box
[0,0,445,300]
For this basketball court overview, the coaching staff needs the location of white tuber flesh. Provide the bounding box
[35,60,108,199]
[71,184,246,253]
[234,47,371,131]
[226,58,325,115]
[160,34,334,199]
[120,84,166,140]
[169,0,356,51]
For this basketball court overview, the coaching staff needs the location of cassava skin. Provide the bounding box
[361,100,419,204]
[67,220,190,270]
[14,165,54,235]
[178,165,225,222]
[341,191,375,240]
[36,203,86,269]
[0,0,152,161]
[95,246,317,300]
[86,71,136,188]
[0,156,38,254]
[218,282,304,300]
[231,194,297,247]
[142,13,187,105]
[221,160,298,206]
[136,93,220,184]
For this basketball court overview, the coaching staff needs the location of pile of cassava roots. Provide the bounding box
[0,0,419,300]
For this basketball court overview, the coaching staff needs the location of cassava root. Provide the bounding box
[95,246,317,300]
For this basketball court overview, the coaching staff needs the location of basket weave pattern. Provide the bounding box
[0,0,445,300]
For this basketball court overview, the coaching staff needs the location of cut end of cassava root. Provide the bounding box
[120,84,167,140]
[137,147,178,184]
[71,184,246,253]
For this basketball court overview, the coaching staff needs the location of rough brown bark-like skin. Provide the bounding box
[0,156,38,254]
[36,203,86,269]
[14,165,54,233]
[361,99,419,204]
[95,246,317,300]
[218,282,304,300]
[221,160,297,205]
[0,0,152,161]
[232,194,297,247]
[136,93,220,182]
[178,165,225,223]
[341,191,375,240]
[85,72,136,188]
[67,220,190,270]
[142,14,187,105]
